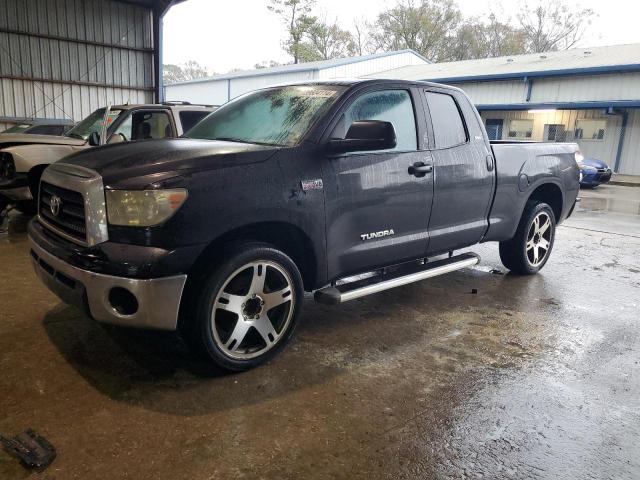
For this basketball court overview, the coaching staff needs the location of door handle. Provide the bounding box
[408,162,433,177]
[486,154,494,172]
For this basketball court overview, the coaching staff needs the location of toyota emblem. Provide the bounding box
[50,194,62,216]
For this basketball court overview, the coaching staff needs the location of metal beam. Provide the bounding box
[0,74,154,92]
[0,28,154,53]
[476,101,640,111]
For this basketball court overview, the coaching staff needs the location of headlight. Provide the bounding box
[106,189,188,226]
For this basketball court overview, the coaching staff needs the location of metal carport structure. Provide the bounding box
[0,0,184,130]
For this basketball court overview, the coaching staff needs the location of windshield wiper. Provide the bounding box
[210,137,244,143]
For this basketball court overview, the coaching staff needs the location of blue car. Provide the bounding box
[579,157,612,187]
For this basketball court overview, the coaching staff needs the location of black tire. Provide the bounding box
[184,242,304,371]
[499,201,556,275]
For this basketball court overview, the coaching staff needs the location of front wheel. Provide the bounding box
[499,201,556,275]
[186,243,303,371]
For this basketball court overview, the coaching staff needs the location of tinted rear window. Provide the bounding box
[180,110,211,133]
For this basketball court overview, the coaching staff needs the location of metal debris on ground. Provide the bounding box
[0,428,57,471]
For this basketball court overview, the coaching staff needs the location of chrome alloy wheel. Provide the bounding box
[211,261,295,360]
[526,212,552,267]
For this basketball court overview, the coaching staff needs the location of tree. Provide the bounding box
[450,14,526,61]
[254,60,284,69]
[517,0,595,52]
[268,0,317,64]
[302,17,356,61]
[370,0,463,62]
[352,17,373,56]
[163,60,211,84]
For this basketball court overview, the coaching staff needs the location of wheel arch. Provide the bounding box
[27,164,49,198]
[185,221,318,292]
[524,181,563,223]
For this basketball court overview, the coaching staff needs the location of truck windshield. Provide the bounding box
[184,85,346,147]
[65,108,123,140]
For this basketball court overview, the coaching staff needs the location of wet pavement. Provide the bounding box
[1,184,639,479]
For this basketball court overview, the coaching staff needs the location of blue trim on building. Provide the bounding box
[425,63,640,84]
[476,101,640,111]
[614,110,629,172]
[525,77,533,102]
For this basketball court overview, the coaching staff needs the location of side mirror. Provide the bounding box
[88,131,100,146]
[326,120,397,155]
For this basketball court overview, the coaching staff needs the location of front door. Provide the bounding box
[323,88,434,280]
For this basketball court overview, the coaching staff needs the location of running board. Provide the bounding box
[314,253,480,305]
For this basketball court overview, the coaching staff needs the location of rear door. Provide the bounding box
[323,86,434,280]
[422,89,495,254]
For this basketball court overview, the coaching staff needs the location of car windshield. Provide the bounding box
[65,108,123,140]
[184,85,346,147]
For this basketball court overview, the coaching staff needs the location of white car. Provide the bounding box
[0,102,215,213]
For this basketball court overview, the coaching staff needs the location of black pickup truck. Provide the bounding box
[28,80,580,371]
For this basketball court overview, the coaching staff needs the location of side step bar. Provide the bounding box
[314,252,480,305]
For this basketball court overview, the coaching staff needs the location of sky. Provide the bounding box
[163,0,640,74]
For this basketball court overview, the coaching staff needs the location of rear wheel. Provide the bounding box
[186,243,303,371]
[499,201,556,275]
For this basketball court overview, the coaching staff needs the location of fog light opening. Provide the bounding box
[108,287,139,316]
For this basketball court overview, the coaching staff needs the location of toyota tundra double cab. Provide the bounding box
[28,80,580,371]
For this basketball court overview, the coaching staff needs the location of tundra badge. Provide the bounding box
[360,229,395,241]
[301,179,323,191]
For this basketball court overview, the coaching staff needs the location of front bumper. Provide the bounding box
[29,235,187,330]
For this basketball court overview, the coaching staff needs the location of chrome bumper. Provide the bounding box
[29,238,187,330]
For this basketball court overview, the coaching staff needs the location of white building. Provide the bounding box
[369,44,640,176]
[164,50,429,106]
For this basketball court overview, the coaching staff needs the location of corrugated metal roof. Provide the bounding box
[166,49,429,86]
[367,43,640,82]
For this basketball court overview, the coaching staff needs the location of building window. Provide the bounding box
[575,119,606,141]
[544,124,566,142]
[508,119,533,139]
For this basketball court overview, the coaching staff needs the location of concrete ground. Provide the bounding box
[1,185,639,479]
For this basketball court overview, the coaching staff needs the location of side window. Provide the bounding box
[425,92,467,149]
[112,111,172,141]
[335,89,417,151]
[179,110,210,133]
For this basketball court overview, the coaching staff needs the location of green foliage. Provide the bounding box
[264,0,596,65]
[163,60,211,84]
[517,0,595,52]
[268,0,317,63]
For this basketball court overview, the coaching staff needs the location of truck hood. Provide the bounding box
[0,133,86,148]
[60,138,282,189]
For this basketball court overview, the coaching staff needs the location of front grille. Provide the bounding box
[39,181,87,242]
